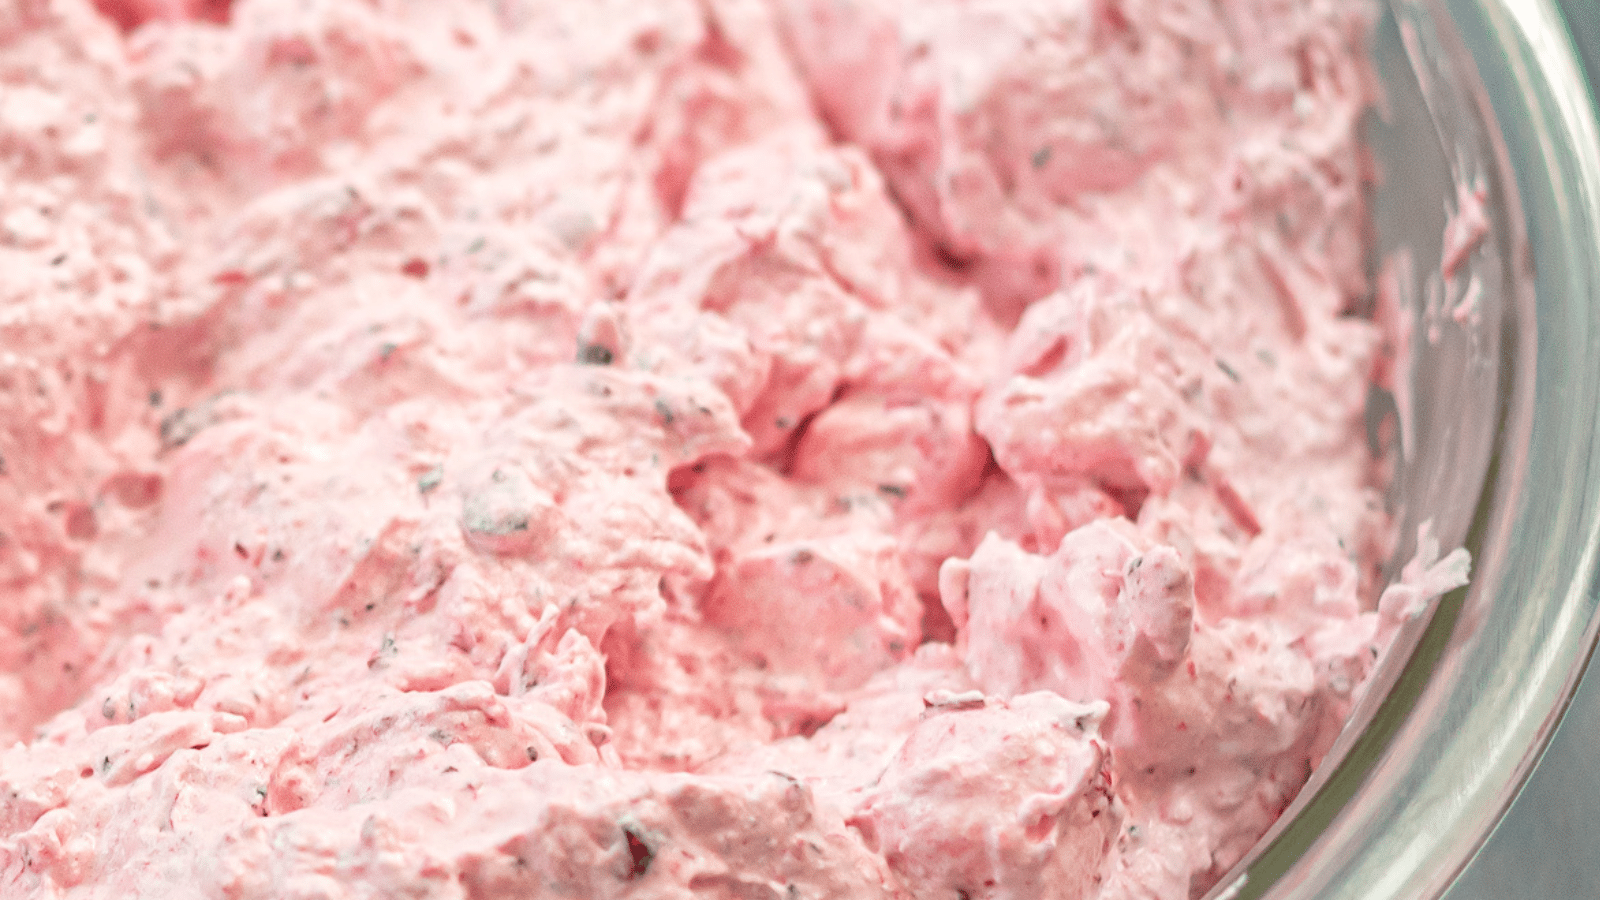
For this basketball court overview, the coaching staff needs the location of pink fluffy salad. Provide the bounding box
[0,0,1469,897]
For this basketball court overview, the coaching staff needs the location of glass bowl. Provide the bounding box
[1206,1,1600,898]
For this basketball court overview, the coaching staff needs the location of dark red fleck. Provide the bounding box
[623,825,655,879]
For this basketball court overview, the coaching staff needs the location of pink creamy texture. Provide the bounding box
[0,0,1470,898]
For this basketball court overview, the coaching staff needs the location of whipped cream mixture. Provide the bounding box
[0,0,1468,897]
